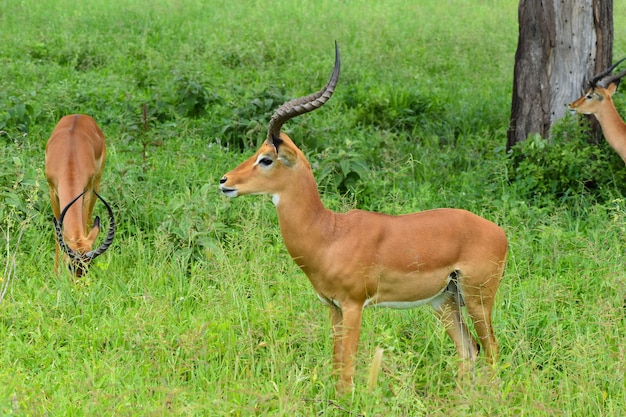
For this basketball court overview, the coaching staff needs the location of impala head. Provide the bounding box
[220,42,340,201]
[53,190,116,277]
[569,58,626,115]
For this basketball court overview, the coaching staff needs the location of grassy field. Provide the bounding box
[1,0,625,415]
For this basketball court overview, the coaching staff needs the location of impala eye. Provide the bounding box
[258,157,273,167]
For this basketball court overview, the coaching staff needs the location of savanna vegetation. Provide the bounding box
[1,0,625,415]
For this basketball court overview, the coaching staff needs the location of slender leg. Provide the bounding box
[432,296,479,377]
[49,189,61,273]
[330,306,343,376]
[84,179,99,231]
[330,303,363,393]
[54,243,60,273]
[459,268,500,367]
[464,292,498,366]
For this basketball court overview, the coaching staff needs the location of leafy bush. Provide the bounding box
[508,115,626,204]
[173,75,222,118]
[28,38,107,71]
[220,86,288,150]
[0,94,39,136]
[342,84,443,133]
[315,138,371,196]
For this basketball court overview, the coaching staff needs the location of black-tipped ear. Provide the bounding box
[277,144,297,166]
[607,82,619,95]
[93,216,101,229]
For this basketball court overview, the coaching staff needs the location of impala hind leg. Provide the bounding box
[330,303,363,393]
[432,295,479,378]
[463,290,498,367]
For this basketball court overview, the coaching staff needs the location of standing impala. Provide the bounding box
[220,44,508,393]
[569,58,626,164]
[45,114,115,277]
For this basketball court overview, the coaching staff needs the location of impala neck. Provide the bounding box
[274,164,334,263]
[595,101,626,162]
[57,186,92,252]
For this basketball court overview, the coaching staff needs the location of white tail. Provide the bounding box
[569,58,626,163]
[219,44,508,393]
[45,114,115,277]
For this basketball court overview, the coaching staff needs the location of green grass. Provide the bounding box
[1,0,626,415]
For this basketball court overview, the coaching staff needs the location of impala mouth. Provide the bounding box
[220,186,238,198]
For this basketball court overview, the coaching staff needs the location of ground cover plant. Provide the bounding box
[1,0,625,415]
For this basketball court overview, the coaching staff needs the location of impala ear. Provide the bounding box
[277,145,297,166]
[86,216,101,243]
[607,82,619,95]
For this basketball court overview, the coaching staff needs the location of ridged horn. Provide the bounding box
[85,191,115,260]
[589,57,626,88]
[53,190,87,263]
[53,190,115,264]
[267,41,341,145]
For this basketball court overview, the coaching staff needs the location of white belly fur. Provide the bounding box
[363,286,449,310]
[317,277,452,311]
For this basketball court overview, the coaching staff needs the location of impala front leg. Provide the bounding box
[330,302,363,393]
[49,188,61,272]
[330,306,343,374]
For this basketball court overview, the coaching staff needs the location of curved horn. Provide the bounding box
[600,69,626,89]
[53,190,115,263]
[267,41,341,144]
[85,191,115,260]
[53,190,87,263]
[589,57,626,88]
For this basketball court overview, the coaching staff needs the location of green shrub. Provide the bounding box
[0,94,39,136]
[315,138,370,196]
[220,86,288,150]
[173,75,222,118]
[342,84,443,133]
[508,115,626,204]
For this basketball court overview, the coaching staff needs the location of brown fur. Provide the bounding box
[221,133,508,392]
[570,83,626,163]
[45,114,106,276]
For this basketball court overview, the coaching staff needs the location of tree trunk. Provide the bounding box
[507,0,613,151]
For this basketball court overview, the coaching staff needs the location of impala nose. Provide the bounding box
[220,176,227,184]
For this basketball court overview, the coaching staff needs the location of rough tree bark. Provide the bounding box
[507,0,613,151]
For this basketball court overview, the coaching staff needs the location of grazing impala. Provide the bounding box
[219,44,508,392]
[569,58,626,163]
[45,114,115,277]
